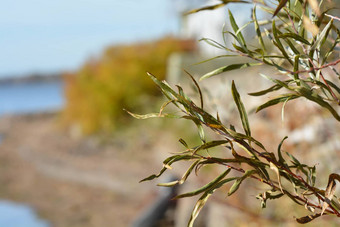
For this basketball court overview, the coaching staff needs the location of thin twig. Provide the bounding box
[325,13,340,22]
[293,59,340,74]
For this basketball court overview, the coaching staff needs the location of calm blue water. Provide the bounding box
[0,80,63,226]
[0,201,49,227]
[0,80,64,115]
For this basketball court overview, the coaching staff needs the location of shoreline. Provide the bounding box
[0,112,173,227]
[0,73,62,85]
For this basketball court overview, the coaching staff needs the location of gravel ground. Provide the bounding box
[0,113,176,227]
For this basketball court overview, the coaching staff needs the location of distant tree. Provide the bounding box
[63,37,185,134]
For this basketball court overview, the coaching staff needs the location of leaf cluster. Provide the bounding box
[131,72,340,225]
[131,0,340,225]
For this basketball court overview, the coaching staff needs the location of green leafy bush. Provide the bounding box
[63,37,186,134]
[131,0,340,225]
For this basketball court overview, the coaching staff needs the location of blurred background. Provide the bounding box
[1,0,340,226]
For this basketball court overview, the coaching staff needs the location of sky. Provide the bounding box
[0,0,180,78]
[0,0,253,78]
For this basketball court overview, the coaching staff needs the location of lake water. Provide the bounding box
[0,201,49,227]
[0,80,64,115]
[0,80,63,226]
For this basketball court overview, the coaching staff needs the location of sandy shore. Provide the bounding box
[0,113,175,227]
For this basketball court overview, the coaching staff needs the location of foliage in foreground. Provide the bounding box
[63,37,185,134]
[130,0,340,226]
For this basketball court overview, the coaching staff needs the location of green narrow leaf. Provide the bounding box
[258,73,291,90]
[284,151,301,166]
[192,140,229,155]
[187,174,238,227]
[272,21,294,65]
[284,37,301,55]
[277,136,288,165]
[194,54,238,65]
[125,110,180,119]
[231,81,251,137]
[293,55,300,83]
[188,191,211,227]
[225,129,266,151]
[231,42,249,54]
[147,72,178,98]
[297,12,305,36]
[157,180,179,187]
[200,63,262,80]
[179,138,189,149]
[216,112,221,123]
[322,35,340,64]
[311,19,333,51]
[184,3,226,15]
[146,72,185,111]
[311,166,316,186]
[185,70,204,109]
[248,84,284,96]
[325,79,340,95]
[179,160,201,184]
[199,38,229,50]
[184,1,249,16]
[195,121,205,142]
[281,92,292,123]
[187,175,240,227]
[278,33,311,45]
[235,20,254,37]
[177,85,192,103]
[253,6,266,53]
[228,9,246,48]
[159,100,176,115]
[256,94,299,113]
[273,0,288,17]
[175,169,232,199]
[259,5,285,18]
[140,155,195,182]
[158,159,202,187]
[257,166,270,181]
[228,170,256,196]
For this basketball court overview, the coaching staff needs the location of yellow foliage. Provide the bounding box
[63,37,185,134]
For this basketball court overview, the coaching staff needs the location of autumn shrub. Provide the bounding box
[130,0,340,226]
[63,37,190,134]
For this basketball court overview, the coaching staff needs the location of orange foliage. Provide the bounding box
[63,37,189,134]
